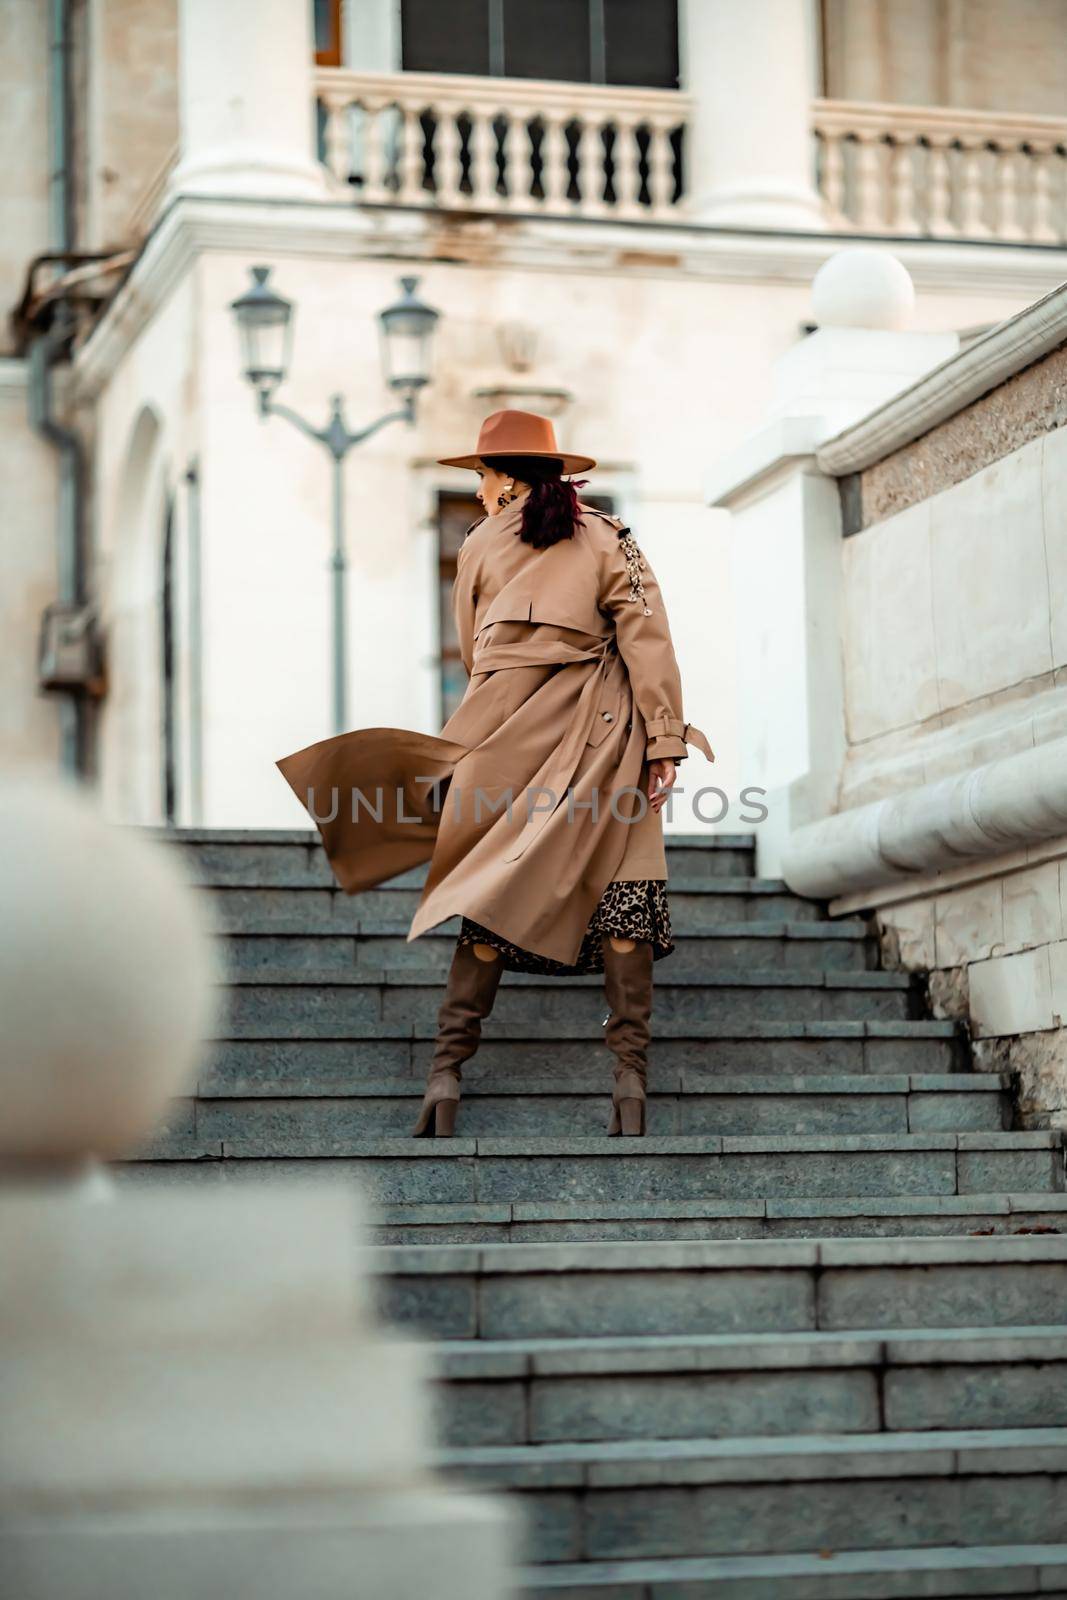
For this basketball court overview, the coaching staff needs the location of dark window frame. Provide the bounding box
[403,0,678,90]
[314,0,343,67]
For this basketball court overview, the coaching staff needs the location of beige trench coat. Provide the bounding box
[276,500,714,966]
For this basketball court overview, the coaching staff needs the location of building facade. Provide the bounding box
[6,0,1067,1053]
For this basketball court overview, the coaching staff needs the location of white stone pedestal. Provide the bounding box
[0,1183,514,1599]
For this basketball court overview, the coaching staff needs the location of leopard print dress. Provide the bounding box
[456,878,674,976]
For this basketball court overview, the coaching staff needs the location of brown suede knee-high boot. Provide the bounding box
[412,942,504,1137]
[601,935,653,1136]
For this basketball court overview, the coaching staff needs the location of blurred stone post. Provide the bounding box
[0,776,514,1599]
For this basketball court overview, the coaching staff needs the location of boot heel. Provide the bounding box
[618,1096,645,1136]
[433,1099,458,1137]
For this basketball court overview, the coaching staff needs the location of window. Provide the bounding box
[314,0,343,67]
[436,488,616,726]
[402,0,678,89]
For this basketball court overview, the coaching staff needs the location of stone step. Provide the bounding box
[220,919,878,975]
[204,1021,968,1086]
[518,1543,1067,1599]
[365,1192,1067,1245]
[157,828,758,887]
[217,968,919,1035]
[122,1131,1066,1208]
[203,879,831,935]
[436,1426,1067,1565]
[189,1073,1012,1140]
[431,1324,1067,1448]
[372,1236,1067,1342]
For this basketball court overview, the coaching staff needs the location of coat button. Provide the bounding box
[601,711,614,722]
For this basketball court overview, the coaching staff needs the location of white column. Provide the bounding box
[704,249,954,878]
[680,0,827,229]
[169,0,328,202]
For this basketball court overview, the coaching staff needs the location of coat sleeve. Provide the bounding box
[452,523,482,677]
[596,518,715,765]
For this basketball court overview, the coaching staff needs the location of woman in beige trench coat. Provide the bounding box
[276,409,713,1138]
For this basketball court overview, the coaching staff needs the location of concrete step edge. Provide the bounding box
[196,1071,1011,1100]
[222,919,875,941]
[515,1543,1067,1594]
[210,1020,963,1041]
[370,1192,1067,1227]
[433,1322,1067,1377]
[217,967,914,989]
[435,1424,1067,1483]
[153,828,759,849]
[213,1131,1063,1159]
[369,1232,1067,1273]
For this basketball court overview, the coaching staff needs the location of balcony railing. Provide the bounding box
[814,98,1067,244]
[313,68,690,220]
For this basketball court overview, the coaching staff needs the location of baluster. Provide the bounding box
[818,129,847,223]
[888,134,920,233]
[925,135,956,236]
[397,105,425,203]
[360,99,386,202]
[434,101,463,207]
[576,115,606,215]
[468,105,496,208]
[499,109,522,208]
[1052,146,1067,244]
[321,92,350,185]
[540,110,569,211]
[957,137,990,237]
[646,114,674,216]
[1028,141,1058,243]
[991,142,1025,239]
[854,130,886,230]
[612,114,640,216]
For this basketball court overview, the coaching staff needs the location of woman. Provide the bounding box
[276,409,713,1139]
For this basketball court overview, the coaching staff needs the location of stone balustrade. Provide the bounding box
[814,98,1067,244]
[313,68,690,220]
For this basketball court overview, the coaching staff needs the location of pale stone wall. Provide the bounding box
[0,363,62,769]
[839,377,1067,1126]
[1,0,51,353]
[84,0,178,248]
[823,0,1067,116]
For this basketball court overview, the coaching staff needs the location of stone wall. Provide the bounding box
[823,0,1067,116]
[835,339,1067,1128]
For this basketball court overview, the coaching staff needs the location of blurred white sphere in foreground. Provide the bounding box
[811,246,916,331]
[0,776,219,1160]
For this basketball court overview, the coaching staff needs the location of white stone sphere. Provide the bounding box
[0,775,220,1160]
[811,246,916,331]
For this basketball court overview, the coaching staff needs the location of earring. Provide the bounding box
[497,481,516,509]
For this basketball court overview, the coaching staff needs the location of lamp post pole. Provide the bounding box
[231,270,439,735]
[258,388,416,733]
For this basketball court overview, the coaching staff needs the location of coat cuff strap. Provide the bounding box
[644,715,715,763]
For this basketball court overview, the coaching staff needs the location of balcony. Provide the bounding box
[814,99,1067,245]
[313,67,691,221]
[123,73,1067,250]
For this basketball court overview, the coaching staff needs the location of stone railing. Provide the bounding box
[313,68,690,220]
[813,99,1067,244]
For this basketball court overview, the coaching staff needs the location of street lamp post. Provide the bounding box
[230,268,440,733]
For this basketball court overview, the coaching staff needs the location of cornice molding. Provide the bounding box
[73,192,1067,400]
[817,278,1067,476]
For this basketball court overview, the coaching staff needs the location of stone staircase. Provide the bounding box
[129,827,1067,1596]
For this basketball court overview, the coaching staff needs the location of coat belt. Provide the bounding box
[467,637,715,862]
[469,634,618,863]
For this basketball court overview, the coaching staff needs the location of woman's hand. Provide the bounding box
[648,758,676,814]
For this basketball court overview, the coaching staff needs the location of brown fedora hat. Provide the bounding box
[437,408,596,475]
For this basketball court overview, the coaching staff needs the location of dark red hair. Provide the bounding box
[482,454,585,549]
